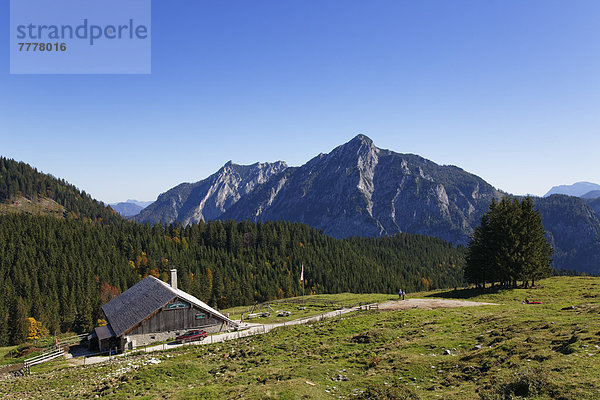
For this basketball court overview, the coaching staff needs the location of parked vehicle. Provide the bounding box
[175,330,207,343]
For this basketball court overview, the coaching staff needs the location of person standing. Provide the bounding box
[402,290,406,300]
[398,289,403,300]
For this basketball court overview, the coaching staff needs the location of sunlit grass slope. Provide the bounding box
[1,277,599,399]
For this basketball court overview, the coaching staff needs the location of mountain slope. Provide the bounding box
[135,161,287,225]
[534,195,600,274]
[581,190,600,200]
[221,135,503,244]
[544,182,600,198]
[0,157,121,224]
[585,197,600,216]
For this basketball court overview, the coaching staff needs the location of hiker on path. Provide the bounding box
[402,290,406,300]
[398,289,403,300]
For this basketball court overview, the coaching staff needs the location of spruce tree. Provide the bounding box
[518,197,553,286]
[9,297,29,345]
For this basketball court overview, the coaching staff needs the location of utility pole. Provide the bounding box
[302,263,305,307]
[300,242,305,309]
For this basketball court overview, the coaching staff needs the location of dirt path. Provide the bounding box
[379,298,497,311]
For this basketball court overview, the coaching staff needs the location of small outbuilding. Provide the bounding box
[88,324,116,352]
[100,269,237,350]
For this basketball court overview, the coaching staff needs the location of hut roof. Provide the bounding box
[102,275,235,337]
[94,324,115,341]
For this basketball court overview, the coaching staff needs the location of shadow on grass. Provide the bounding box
[424,286,507,299]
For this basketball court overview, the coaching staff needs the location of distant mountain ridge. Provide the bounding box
[110,199,153,217]
[110,202,145,217]
[545,182,600,198]
[127,199,154,208]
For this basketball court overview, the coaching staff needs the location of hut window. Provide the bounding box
[195,314,206,320]
[167,300,189,310]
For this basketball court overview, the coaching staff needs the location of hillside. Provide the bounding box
[0,214,465,346]
[0,157,122,225]
[2,277,599,399]
[0,195,64,218]
[587,197,600,215]
[535,195,600,275]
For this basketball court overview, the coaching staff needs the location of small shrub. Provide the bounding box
[553,334,578,355]
[351,329,384,344]
[368,356,381,368]
[357,381,420,400]
[479,367,559,399]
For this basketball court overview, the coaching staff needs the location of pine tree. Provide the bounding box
[9,297,29,345]
[0,305,10,346]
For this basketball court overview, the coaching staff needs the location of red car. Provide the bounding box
[175,329,207,343]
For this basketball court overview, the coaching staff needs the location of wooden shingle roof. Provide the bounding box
[94,324,115,341]
[102,275,236,337]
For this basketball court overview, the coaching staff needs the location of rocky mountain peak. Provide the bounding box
[337,134,377,155]
[135,160,287,225]
[351,133,374,146]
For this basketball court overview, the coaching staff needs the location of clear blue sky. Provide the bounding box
[1,1,598,203]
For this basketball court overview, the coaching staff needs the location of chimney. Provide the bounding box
[170,269,177,290]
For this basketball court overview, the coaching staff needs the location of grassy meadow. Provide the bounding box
[222,292,398,324]
[1,277,599,399]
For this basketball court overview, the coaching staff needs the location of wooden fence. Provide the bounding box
[20,333,87,374]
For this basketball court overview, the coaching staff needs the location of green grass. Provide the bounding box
[0,195,65,218]
[2,277,599,399]
[0,332,86,367]
[0,346,20,367]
